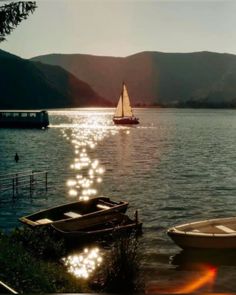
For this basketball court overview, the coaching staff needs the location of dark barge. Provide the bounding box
[0,110,49,128]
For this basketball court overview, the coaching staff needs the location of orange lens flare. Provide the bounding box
[176,266,217,294]
[146,265,217,294]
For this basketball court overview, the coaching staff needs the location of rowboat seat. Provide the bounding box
[215,225,236,233]
[64,211,82,218]
[36,218,53,224]
[97,204,110,210]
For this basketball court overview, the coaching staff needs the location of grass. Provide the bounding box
[10,226,66,260]
[0,227,143,293]
[0,228,88,293]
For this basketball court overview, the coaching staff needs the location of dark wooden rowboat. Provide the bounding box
[19,197,128,228]
[51,212,142,241]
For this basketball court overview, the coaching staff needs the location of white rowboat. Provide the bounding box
[167,216,236,249]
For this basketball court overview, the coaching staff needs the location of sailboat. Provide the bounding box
[113,83,139,124]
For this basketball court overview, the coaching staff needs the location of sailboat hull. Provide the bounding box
[113,117,139,125]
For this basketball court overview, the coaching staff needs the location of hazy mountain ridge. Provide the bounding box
[32,51,236,108]
[0,49,108,109]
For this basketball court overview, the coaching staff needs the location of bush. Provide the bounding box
[0,233,89,293]
[96,234,143,293]
[9,226,66,260]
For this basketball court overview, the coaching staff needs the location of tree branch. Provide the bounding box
[0,1,37,42]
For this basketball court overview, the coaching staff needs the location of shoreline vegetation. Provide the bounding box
[2,105,236,111]
[0,227,142,293]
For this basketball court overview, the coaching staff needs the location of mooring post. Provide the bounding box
[0,170,49,200]
[12,178,15,199]
[16,173,18,195]
[45,172,48,192]
[32,171,34,188]
[29,175,32,198]
[135,210,138,226]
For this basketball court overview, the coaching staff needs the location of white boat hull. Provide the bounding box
[167,216,236,249]
[168,231,236,249]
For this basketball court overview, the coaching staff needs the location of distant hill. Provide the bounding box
[0,49,108,109]
[32,51,236,108]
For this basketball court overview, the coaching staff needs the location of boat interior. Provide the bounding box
[175,217,236,235]
[52,213,132,233]
[28,198,119,225]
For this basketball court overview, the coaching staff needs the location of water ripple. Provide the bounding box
[1,108,236,291]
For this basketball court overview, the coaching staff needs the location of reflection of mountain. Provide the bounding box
[0,49,109,109]
[32,51,236,108]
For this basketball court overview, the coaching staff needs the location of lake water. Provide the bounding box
[1,108,236,292]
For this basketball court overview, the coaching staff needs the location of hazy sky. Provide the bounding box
[1,0,236,59]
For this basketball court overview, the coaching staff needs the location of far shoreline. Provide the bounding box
[1,106,236,112]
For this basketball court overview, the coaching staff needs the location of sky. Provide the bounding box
[1,0,236,59]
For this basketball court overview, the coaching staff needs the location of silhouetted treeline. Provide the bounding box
[0,1,36,42]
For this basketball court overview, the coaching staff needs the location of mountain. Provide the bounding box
[0,49,108,109]
[32,51,236,108]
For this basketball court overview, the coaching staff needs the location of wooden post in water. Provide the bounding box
[32,171,34,191]
[12,178,15,199]
[135,210,138,227]
[45,172,48,192]
[15,173,18,195]
[29,174,32,198]
[0,170,48,200]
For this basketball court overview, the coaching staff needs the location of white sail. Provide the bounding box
[114,83,133,118]
[122,84,133,117]
[114,95,123,117]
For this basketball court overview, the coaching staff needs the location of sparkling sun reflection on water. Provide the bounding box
[58,110,146,283]
[61,111,116,201]
[59,110,129,281]
[59,111,114,281]
[62,247,103,279]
